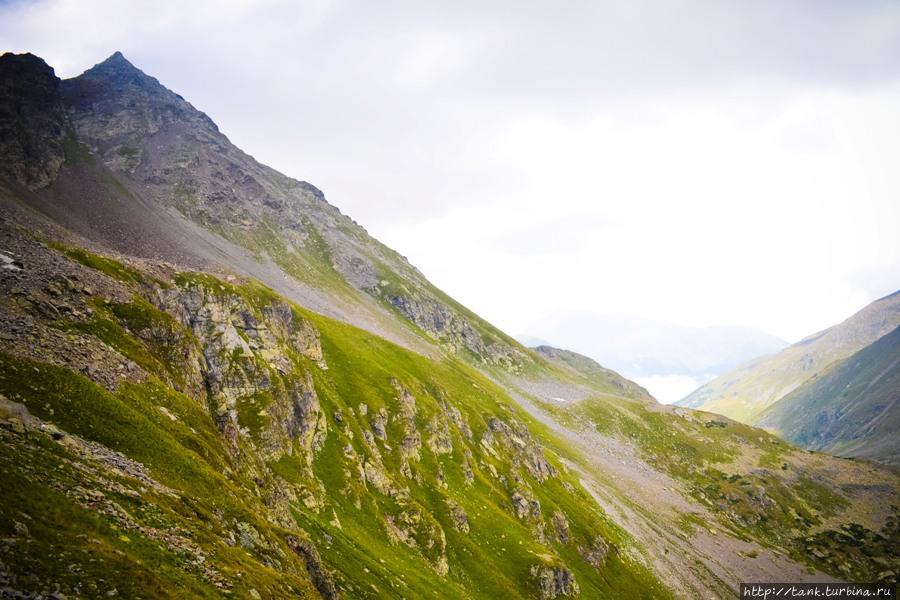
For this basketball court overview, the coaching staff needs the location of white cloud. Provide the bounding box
[634,375,712,405]
[2,0,898,345]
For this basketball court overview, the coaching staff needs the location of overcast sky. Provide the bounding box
[3,0,899,344]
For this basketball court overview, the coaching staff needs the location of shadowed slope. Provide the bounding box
[758,325,900,466]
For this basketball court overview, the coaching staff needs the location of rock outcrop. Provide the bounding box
[530,564,580,599]
[0,53,66,189]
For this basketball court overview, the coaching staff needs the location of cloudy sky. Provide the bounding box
[3,0,899,352]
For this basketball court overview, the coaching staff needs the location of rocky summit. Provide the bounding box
[0,52,898,599]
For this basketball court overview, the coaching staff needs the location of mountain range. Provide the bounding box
[679,291,900,465]
[518,315,787,402]
[1,51,898,599]
[757,324,900,465]
[521,314,787,379]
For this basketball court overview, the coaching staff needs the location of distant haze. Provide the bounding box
[3,0,899,349]
[518,314,787,403]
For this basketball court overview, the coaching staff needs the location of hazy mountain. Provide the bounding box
[531,345,655,405]
[515,334,554,348]
[757,325,900,466]
[1,51,897,598]
[520,314,786,402]
[523,314,787,377]
[678,291,900,422]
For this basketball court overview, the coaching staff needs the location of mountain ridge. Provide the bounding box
[757,324,900,466]
[2,51,531,368]
[677,290,900,422]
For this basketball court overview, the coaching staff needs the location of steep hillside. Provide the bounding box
[530,345,655,405]
[678,291,900,422]
[0,223,673,599]
[757,326,900,466]
[2,217,898,599]
[1,51,529,370]
[1,51,899,599]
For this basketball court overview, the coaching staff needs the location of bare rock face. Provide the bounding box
[385,507,449,576]
[0,53,66,189]
[446,498,470,533]
[578,535,611,571]
[159,281,326,461]
[441,398,472,438]
[392,381,422,477]
[161,284,257,447]
[286,535,340,600]
[426,415,454,455]
[385,292,527,369]
[370,407,388,441]
[551,510,571,543]
[511,488,542,521]
[530,564,580,599]
[61,51,219,171]
[287,370,328,455]
[482,416,557,482]
[363,459,393,495]
[264,301,325,366]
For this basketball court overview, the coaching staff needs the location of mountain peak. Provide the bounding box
[80,50,146,82]
[54,49,222,156]
[102,50,130,66]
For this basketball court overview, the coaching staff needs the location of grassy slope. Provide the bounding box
[293,311,670,599]
[0,241,673,599]
[0,354,322,599]
[538,393,900,584]
[530,345,655,404]
[757,325,900,465]
[678,291,900,422]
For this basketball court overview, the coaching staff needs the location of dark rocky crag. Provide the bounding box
[0,53,67,190]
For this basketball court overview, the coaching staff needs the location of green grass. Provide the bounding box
[0,240,679,598]
[0,436,225,599]
[277,301,673,599]
[0,234,782,600]
[50,295,197,388]
[46,241,146,284]
[8,232,896,597]
[0,352,321,598]
[546,393,889,581]
[160,271,673,598]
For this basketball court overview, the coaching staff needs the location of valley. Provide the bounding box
[0,50,897,599]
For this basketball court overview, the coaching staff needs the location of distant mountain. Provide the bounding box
[515,334,553,348]
[520,315,786,402]
[678,291,900,423]
[757,325,900,466]
[531,345,655,404]
[521,314,787,379]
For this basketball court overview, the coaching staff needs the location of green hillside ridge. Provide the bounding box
[678,291,900,423]
[0,229,670,599]
[757,325,900,466]
[530,345,656,404]
[2,228,898,598]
